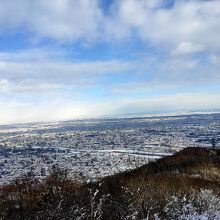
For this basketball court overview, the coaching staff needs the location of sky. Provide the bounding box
[0,0,220,124]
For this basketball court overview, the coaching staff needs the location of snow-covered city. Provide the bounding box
[1,113,219,184]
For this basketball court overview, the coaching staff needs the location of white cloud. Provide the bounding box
[209,55,220,65]
[0,79,10,93]
[106,0,220,52]
[171,41,205,56]
[1,48,219,103]
[0,48,66,62]
[112,92,220,115]
[0,0,102,42]
[0,0,219,53]
[0,92,220,124]
[160,57,198,71]
[0,78,70,97]
[0,48,137,82]
[0,49,148,100]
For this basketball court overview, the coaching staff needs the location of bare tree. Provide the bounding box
[211,137,216,149]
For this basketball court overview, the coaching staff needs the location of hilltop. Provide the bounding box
[105,147,220,183]
[0,147,220,219]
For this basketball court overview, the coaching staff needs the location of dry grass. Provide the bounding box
[0,147,219,219]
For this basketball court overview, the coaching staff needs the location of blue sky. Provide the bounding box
[0,0,220,124]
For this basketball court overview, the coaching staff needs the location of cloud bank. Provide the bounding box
[0,0,220,124]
